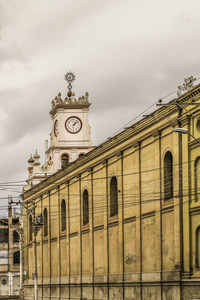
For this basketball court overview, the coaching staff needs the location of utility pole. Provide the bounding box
[9,199,43,300]
[32,215,44,300]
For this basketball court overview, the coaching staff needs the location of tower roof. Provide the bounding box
[50,92,91,116]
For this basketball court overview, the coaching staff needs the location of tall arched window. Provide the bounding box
[110,176,118,217]
[44,208,48,237]
[195,157,200,201]
[196,227,200,268]
[83,189,89,225]
[61,199,66,231]
[61,154,69,168]
[29,215,32,242]
[164,151,173,200]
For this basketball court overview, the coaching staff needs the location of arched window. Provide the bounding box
[44,208,48,237]
[13,230,20,243]
[195,157,200,201]
[61,199,66,231]
[79,153,85,158]
[83,189,89,225]
[13,251,20,264]
[29,215,32,242]
[196,227,200,268]
[164,151,173,200]
[110,176,118,217]
[61,154,69,168]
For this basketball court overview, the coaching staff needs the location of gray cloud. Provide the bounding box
[0,0,200,210]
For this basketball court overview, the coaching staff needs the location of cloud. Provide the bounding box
[0,0,200,207]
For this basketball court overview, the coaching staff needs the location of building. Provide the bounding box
[21,76,200,300]
[0,206,20,296]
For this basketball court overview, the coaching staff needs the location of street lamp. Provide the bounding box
[173,128,200,144]
[33,215,44,300]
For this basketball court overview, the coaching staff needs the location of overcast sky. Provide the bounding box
[0,0,200,212]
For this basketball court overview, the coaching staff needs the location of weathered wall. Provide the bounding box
[22,85,200,299]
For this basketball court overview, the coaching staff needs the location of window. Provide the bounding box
[83,189,89,225]
[0,229,8,243]
[61,199,66,231]
[61,154,69,168]
[195,157,200,201]
[110,176,118,217]
[13,251,20,264]
[164,151,173,200]
[44,208,48,237]
[13,230,20,243]
[79,153,85,158]
[29,215,32,242]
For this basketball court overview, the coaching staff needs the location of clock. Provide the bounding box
[65,116,82,134]
[54,120,58,137]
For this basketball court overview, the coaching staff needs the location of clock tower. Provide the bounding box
[46,72,93,172]
[24,72,94,190]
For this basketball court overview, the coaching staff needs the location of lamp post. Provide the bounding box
[33,215,44,300]
[173,128,200,144]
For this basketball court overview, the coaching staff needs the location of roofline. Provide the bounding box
[21,83,200,199]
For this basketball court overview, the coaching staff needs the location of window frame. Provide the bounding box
[61,199,66,231]
[110,176,118,217]
[44,208,48,237]
[83,189,89,226]
[61,153,69,169]
[164,151,173,200]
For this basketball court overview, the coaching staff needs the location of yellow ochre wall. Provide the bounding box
[22,84,200,300]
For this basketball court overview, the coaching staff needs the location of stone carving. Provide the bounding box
[51,92,89,108]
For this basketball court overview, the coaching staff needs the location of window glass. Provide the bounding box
[13,230,20,243]
[164,151,173,200]
[83,190,89,225]
[61,154,69,168]
[13,251,20,264]
[44,208,48,237]
[110,176,118,217]
[61,199,66,231]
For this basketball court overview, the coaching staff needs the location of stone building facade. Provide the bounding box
[0,206,20,296]
[21,80,200,299]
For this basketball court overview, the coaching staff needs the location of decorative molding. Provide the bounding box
[87,167,93,173]
[60,234,66,240]
[81,228,90,235]
[69,231,78,238]
[141,211,155,219]
[169,119,179,128]
[132,140,140,149]
[101,159,107,165]
[115,150,123,157]
[93,225,104,232]
[50,237,57,243]
[161,205,174,214]
[123,216,136,224]
[151,129,161,139]
[108,220,119,228]
[190,206,200,216]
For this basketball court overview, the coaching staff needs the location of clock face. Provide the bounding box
[65,116,82,134]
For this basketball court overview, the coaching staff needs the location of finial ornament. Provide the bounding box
[177,76,196,97]
[65,71,76,99]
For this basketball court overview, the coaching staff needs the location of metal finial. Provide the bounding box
[64,72,76,99]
